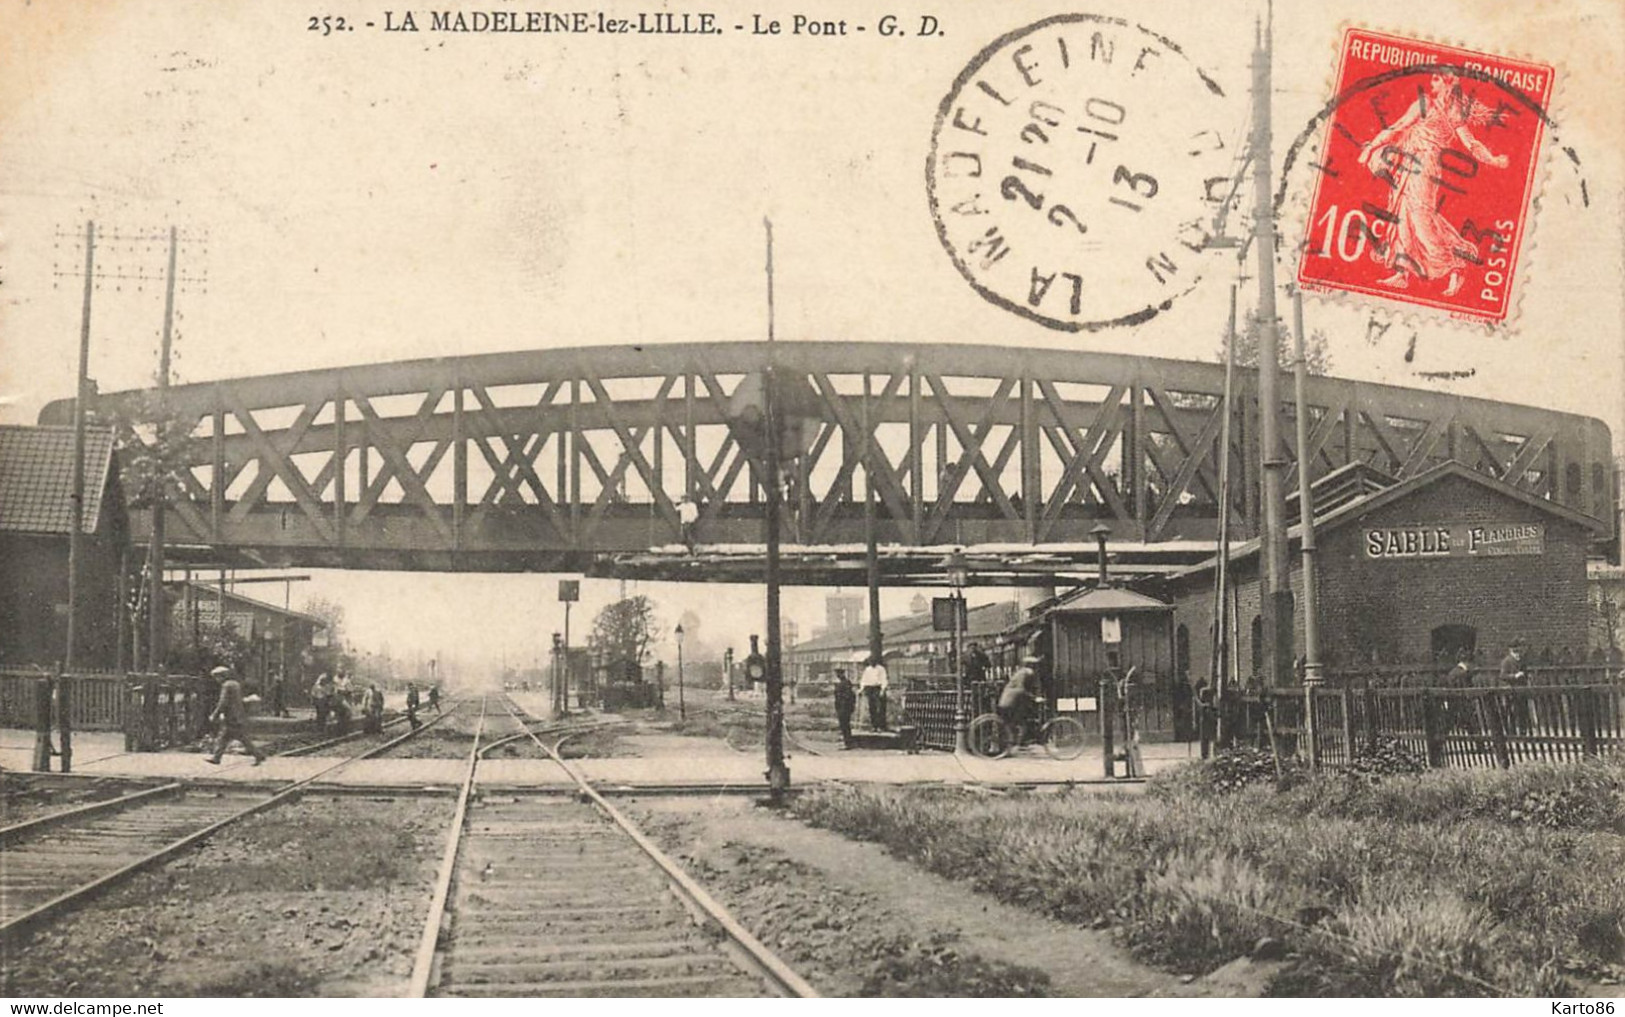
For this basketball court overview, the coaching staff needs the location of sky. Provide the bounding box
[2,0,1620,675]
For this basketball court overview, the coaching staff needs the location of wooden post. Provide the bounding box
[124,679,138,752]
[1340,687,1354,767]
[1363,681,1379,755]
[1099,672,1115,777]
[1579,686,1600,758]
[32,677,53,771]
[142,680,159,752]
[1485,693,1513,768]
[1421,689,1444,768]
[57,674,73,773]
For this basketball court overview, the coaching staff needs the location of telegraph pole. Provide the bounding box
[1251,18,1293,687]
[146,227,179,673]
[763,218,790,801]
[65,222,96,671]
[1293,288,1325,762]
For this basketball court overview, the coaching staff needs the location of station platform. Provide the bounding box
[0,725,1196,789]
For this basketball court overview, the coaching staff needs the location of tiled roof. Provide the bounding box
[0,425,117,535]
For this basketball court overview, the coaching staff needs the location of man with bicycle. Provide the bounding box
[997,654,1043,746]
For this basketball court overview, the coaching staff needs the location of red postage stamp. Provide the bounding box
[1296,29,1555,324]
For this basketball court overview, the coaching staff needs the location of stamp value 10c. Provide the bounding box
[1296,28,1555,325]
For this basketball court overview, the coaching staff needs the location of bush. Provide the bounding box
[1347,738,1428,780]
[1260,757,1625,833]
[1148,746,1297,800]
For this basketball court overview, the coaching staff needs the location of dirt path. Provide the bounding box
[635,796,1186,997]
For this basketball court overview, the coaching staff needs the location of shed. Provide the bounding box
[1041,585,1179,738]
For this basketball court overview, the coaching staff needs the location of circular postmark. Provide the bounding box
[927,14,1234,332]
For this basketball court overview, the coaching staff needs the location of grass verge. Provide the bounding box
[793,762,1625,996]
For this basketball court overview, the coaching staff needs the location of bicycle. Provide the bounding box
[967,708,1088,760]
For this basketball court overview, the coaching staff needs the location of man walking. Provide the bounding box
[203,665,265,766]
[832,669,857,747]
[406,682,422,730]
[859,656,889,731]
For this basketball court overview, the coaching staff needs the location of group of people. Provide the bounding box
[831,656,894,744]
[828,644,1047,748]
[197,663,450,764]
[1436,640,1531,688]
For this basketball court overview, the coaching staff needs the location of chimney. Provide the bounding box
[1090,523,1112,586]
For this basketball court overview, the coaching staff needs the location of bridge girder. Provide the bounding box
[40,341,1615,581]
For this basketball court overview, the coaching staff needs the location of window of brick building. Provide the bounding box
[1430,623,1477,664]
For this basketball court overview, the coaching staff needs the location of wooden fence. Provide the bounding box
[123,674,207,751]
[0,670,127,731]
[0,670,207,752]
[1236,684,1625,769]
[1321,662,1621,689]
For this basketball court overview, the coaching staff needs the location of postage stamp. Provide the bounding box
[1295,28,1555,325]
[927,14,1234,332]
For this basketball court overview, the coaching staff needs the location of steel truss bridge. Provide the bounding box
[40,342,1615,586]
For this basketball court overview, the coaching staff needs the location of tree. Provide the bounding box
[591,596,660,676]
[303,596,346,649]
[88,392,206,511]
[1219,310,1333,376]
[168,618,252,677]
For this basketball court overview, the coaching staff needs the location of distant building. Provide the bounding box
[166,580,326,697]
[822,594,863,636]
[1587,561,1625,654]
[784,599,1022,684]
[0,426,128,671]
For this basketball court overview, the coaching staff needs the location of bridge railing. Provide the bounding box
[40,342,1614,567]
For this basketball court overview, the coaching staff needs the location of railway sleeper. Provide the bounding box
[441,952,744,984]
[437,973,766,997]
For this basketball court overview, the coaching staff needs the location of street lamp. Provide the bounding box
[674,623,686,722]
[943,548,971,754]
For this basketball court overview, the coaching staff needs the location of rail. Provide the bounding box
[0,698,466,950]
[405,698,818,997]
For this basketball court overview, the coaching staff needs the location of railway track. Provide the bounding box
[0,699,469,950]
[415,697,817,998]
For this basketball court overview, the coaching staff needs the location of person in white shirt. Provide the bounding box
[859,656,889,731]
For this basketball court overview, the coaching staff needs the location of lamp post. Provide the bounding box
[674,623,686,722]
[944,549,971,754]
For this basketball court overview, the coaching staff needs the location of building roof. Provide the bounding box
[788,600,1020,658]
[168,580,328,627]
[1173,459,1609,581]
[0,425,118,535]
[1285,460,1399,521]
[1048,586,1172,614]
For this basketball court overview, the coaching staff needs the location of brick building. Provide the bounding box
[0,426,128,671]
[1164,460,1607,683]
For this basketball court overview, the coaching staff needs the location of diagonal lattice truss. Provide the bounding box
[40,342,1614,575]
